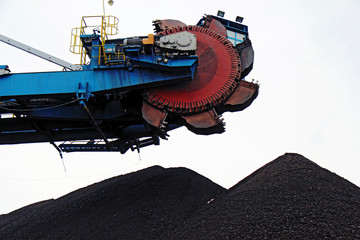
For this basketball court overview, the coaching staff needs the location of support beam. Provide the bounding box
[80,100,112,150]
[0,34,82,71]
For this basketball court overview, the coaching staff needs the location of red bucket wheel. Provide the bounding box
[143,25,241,114]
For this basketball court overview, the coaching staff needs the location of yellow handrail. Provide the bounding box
[69,15,119,65]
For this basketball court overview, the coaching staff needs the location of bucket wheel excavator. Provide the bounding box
[0,13,258,155]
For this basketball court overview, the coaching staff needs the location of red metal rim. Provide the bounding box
[143,25,241,114]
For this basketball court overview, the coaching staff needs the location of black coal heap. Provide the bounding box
[1,153,360,240]
[0,166,225,240]
[165,153,360,239]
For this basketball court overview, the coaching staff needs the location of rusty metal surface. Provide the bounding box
[152,19,186,33]
[218,80,259,113]
[225,80,258,106]
[207,17,228,37]
[182,109,223,129]
[141,102,167,129]
[236,38,254,78]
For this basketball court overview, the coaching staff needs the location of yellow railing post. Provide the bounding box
[69,15,119,66]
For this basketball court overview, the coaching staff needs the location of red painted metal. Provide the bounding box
[208,18,228,37]
[143,26,241,114]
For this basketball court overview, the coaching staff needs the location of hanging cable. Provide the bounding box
[0,99,80,112]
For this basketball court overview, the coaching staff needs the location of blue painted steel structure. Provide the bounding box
[0,34,197,99]
[0,30,198,154]
[0,61,196,97]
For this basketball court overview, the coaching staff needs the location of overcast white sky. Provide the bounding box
[1,0,360,214]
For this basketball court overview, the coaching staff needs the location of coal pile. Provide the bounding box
[1,153,360,239]
[0,166,225,240]
[164,153,360,239]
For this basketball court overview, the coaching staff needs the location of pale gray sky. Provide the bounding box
[1,0,360,214]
